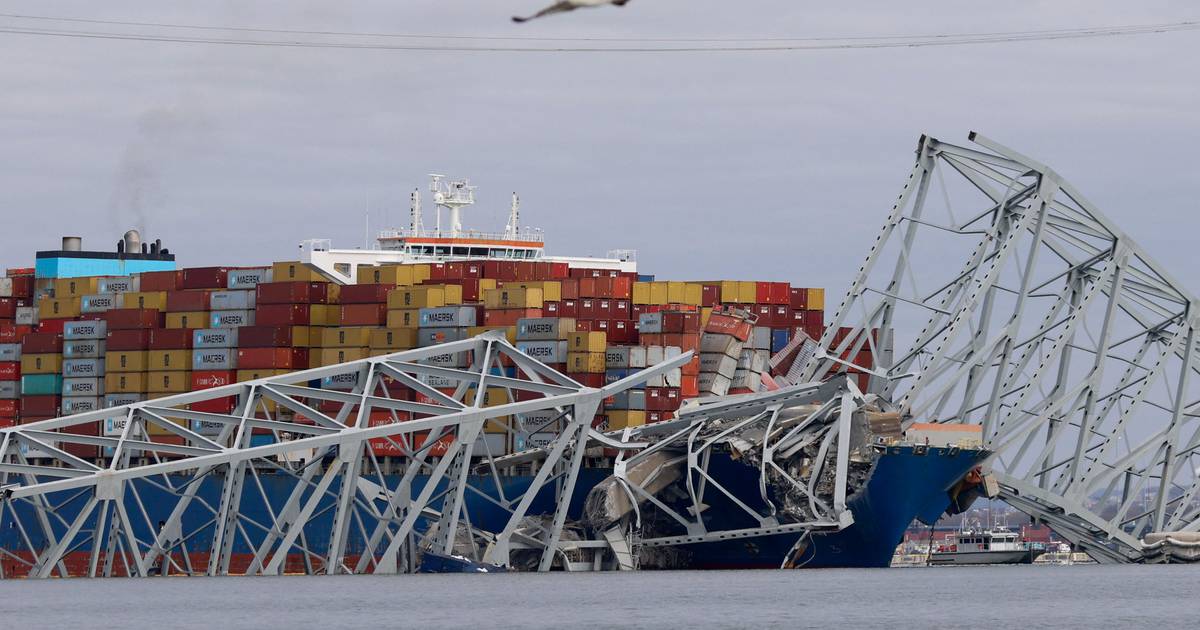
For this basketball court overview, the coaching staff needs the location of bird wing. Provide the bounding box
[512,1,577,23]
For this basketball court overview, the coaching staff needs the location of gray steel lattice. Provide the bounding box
[802,132,1200,561]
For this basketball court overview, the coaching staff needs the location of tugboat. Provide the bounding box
[930,519,1043,565]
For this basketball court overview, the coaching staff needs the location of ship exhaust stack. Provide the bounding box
[61,236,82,252]
[123,229,142,255]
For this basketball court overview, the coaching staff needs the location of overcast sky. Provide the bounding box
[2,1,1197,298]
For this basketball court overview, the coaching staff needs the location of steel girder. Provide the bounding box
[0,332,690,577]
[801,132,1200,561]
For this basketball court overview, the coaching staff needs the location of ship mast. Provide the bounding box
[504,192,520,239]
[410,189,424,236]
[429,174,475,238]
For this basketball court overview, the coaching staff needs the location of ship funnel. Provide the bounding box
[61,236,82,252]
[123,230,142,255]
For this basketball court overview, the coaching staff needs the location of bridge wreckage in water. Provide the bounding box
[11,129,1198,576]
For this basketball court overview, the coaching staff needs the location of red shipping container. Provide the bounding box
[21,395,60,417]
[805,310,824,327]
[755,282,773,305]
[0,362,19,380]
[166,290,211,312]
[256,282,334,305]
[22,332,62,353]
[660,312,701,334]
[149,328,194,349]
[705,313,753,341]
[483,308,542,327]
[578,299,597,320]
[256,304,310,326]
[339,284,389,304]
[645,387,666,412]
[427,263,447,281]
[0,416,15,428]
[559,299,579,318]
[444,262,465,279]
[772,305,790,328]
[531,262,549,281]
[575,320,595,332]
[0,323,32,343]
[103,308,161,330]
[514,262,536,282]
[701,284,720,307]
[568,373,605,388]
[180,267,229,290]
[0,399,16,417]
[0,298,17,318]
[6,275,34,298]
[192,370,236,389]
[682,354,701,376]
[547,262,569,279]
[238,325,303,348]
[106,329,151,351]
[340,304,387,326]
[789,288,808,310]
[37,318,72,334]
[664,388,681,411]
[755,304,774,327]
[612,299,631,319]
[543,301,559,316]
[140,270,182,292]
[191,398,236,414]
[237,347,309,370]
[608,319,633,344]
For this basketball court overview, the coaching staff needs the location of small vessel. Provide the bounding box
[930,520,1043,566]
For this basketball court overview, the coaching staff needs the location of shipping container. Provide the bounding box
[97,276,139,294]
[193,348,237,371]
[237,325,310,348]
[146,371,192,393]
[61,396,102,415]
[238,347,308,369]
[317,327,373,348]
[147,350,191,371]
[516,317,576,341]
[272,261,327,283]
[256,281,337,305]
[210,290,256,311]
[63,319,107,340]
[515,340,569,364]
[106,351,148,372]
[62,377,103,397]
[338,303,387,326]
[568,331,606,353]
[0,343,19,362]
[416,327,468,347]
[166,290,211,312]
[62,358,105,378]
[21,374,62,396]
[228,267,273,289]
[180,266,229,290]
[103,308,160,330]
[81,293,123,313]
[419,306,479,328]
[210,309,255,328]
[106,329,152,350]
[122,291,169,310]
[165,311,207,329]
[20,353,62,374]
[105,372,147,393]
[368,328,416,351]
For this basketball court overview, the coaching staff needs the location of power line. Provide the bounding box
[2,11,1197,44]
[0,19,1196,53]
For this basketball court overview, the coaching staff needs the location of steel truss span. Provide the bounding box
[0,332,697,578]
[804,132,1200,562]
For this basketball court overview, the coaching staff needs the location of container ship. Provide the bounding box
[0,176,987,576]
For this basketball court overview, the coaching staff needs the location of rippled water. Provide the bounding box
[0,564,1194,629]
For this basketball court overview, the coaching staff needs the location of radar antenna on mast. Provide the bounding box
[505,192,520,239]
[429,174,475,238]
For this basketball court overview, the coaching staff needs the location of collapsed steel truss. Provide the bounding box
[0,332,692,577]
[804,132,1200,562]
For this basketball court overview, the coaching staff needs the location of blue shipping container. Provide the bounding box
[771,329,791,353]
[21,374,63,395]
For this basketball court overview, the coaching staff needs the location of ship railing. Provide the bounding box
[377,228,545,242]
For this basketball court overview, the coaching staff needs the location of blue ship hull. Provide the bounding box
[0,446,981,572]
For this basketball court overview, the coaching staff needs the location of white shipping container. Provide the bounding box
[192,418,226,436]
[605,346,631,368]
[81,293,124,313]
[731,369,762,391]
[750,327,772,351]
[0,381,19,399]
[0,343,20,361]
[63,339,105,359]
[736,349,766,374]
[418,374,456,389]
[15,306,37,326]
[629,346,648,369]
[516,340,568,364]
[63,320,107,340]
[97,276,139,294]
[700,353,738,379]
[515,432,558,451]
[210,290,256,311]
[645,368,683,388]
[423,352,469,368]
[517,317,574,341]
[62,358,105,378]
[103,414,130,437]
[515,409,563,433]
[420,306,478,328]
[321,372,360,391]
[700,333,743,357]
[18,441,54,459]
[63,377,104,397]
[0,277,11,297]
[638,312,664,334]
[105,393,143,408]
[210,310,255,329]
[228,267,272,289]
[698,373,733,397]
[193,328,239,349]
[193,348,237,370]
[473,432,509,456]
[62,396,102,415]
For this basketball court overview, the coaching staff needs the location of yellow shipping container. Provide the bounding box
[718,281,740,303]
[608,410,647,431]
[53,276,100,298]
[38,297,80,319]
[463,387,513,433]
[147,350,192,371]
[632,282,652,305]
[145,417,186,436]
[318,326,375,348]
[146,370,191,393]
[568,331,606,353]
[649,282,669,305]
[123,291,168,310]
[272,261,326,282]
[505,281,561,302]
[106,351,148,373]
[311,347,369,367]
[483,287,542,309]
[684,283,703,306]
[165,311,207,329]
[387,287,445,309]
[808,287,825,310]
[356,264,417,286]
[385,309,421,328]
[309,305,339,327]
[20,353,62,374]
[237,369,289,382]
[567,351,606,373]
[105,372,148,393]
[369,327,417,350]
[700,307,714,328]
[738,281,757,303]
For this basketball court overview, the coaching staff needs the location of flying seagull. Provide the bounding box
[513,0,630,23]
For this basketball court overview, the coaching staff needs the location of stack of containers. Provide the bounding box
[603,343,648,430]
[482,285,539,327]
[0,324,20,427]
[61,320,106,415]
[515,317,574,371]
[357,264,422,358]
[250,270,338,376]
[698,307,756,398]
[20,331,63,422]
[572,276,635,344]
[388,284,463,369]
[566,331,606,388]
[635,310,697,423]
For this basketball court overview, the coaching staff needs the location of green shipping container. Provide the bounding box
[21,374,63,396]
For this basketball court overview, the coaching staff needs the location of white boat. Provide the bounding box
[929,522,1043,566]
